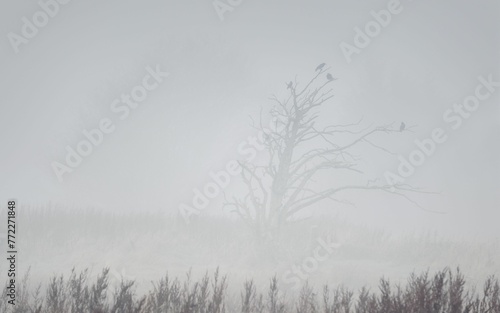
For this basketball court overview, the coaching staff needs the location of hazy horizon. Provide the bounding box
[1,0,499,246]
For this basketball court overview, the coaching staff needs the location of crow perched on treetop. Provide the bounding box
[316,63,326,71]
[326,73,335,81]
[287,81,293,89]
[400,122,406,132]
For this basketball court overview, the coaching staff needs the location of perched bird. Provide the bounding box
[326,73,335,81]
[315,63,326,71]
[400,122,406,132]
[287,81,293,89]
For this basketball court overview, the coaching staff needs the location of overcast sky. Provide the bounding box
[1,0,499,238]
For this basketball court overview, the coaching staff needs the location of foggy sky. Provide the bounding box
[1,0,499,238]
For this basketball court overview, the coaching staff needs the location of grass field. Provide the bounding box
[0,205,499,312]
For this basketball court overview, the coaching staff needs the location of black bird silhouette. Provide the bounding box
[316,63,326,71]
[287,81,293,89]
[326,73,335,81]
[399,122,406,132]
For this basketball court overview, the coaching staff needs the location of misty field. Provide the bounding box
[1,206,499,312]
[2,266,500,312]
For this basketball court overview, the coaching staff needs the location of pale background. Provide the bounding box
[0,0,499,239]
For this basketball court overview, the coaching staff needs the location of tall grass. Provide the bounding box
[1,206,499,312]
[1,267,499,313]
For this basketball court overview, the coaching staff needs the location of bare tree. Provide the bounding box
[226,65,416,240]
